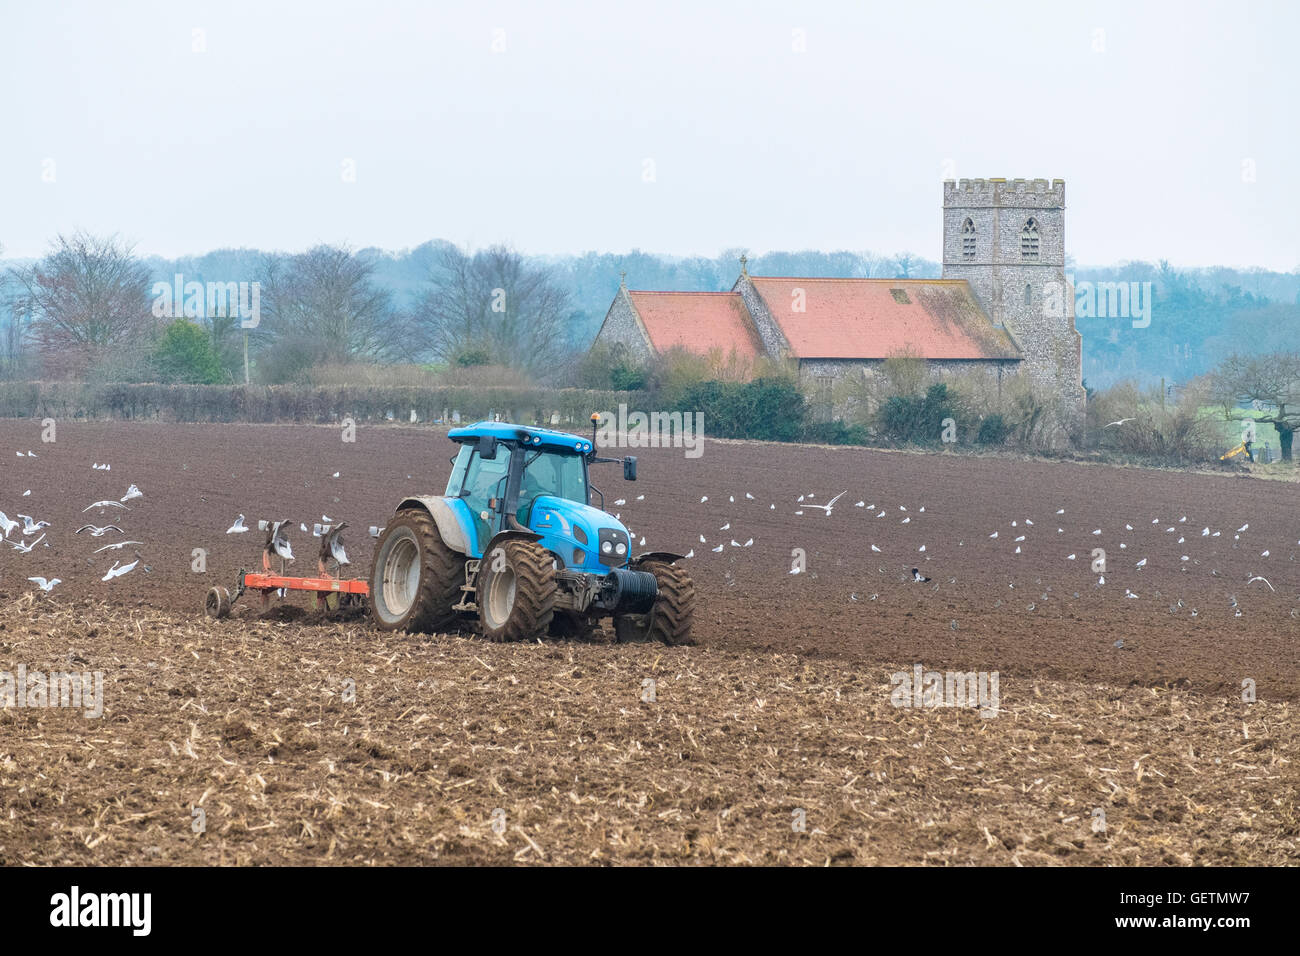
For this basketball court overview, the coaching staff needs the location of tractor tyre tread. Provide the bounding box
[637,560,696,646]
[370,508,463,633]
[480,540,556,643]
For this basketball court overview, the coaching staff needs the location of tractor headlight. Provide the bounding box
[596,528,628,566]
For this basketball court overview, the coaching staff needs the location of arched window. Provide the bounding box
[961,218,976,260]
[1024,283,1032,306]
[1020,218,1040,259]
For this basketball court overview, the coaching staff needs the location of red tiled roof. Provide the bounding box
[747,278,1020,361]
[627,291,764,361]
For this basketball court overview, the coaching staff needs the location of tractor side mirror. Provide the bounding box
[477,434,498,460]
[623,456,637,481]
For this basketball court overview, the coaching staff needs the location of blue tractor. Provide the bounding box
[368,418,695,644]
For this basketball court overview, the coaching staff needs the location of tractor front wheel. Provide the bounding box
[370,509,464,633]
[615,560,695,645]
[477,539,556,642]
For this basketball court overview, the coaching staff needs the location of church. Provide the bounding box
[591,178,1085,433]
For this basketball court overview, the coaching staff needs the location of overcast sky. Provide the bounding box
[2,0,1296,270]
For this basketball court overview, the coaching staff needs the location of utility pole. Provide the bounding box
[243,330,250,385]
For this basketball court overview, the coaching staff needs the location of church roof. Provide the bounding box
[745,277,1021,361]
[626,290,765,361]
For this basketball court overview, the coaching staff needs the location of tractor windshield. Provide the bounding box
[517,449,587,523]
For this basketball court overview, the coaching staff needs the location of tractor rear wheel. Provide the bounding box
[370,509,464,633]
[477,539,556,642]
[616,560,696,645]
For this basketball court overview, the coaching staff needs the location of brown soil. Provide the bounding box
[0,421,1296,865]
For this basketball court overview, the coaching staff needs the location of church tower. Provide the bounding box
[941,178,1084,431]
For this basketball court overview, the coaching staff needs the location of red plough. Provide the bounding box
[205,521,368,618]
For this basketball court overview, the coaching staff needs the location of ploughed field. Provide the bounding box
[0,421,1296,865]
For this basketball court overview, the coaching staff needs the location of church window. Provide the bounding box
[961,218,976,259]
[1020,218,1040,259]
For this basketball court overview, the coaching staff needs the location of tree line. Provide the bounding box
[1,233,1297,404]
[0,234,576,384]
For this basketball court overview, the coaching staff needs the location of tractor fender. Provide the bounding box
[481,529,545,568]
[632,550,686,566]
[394,496,472,555]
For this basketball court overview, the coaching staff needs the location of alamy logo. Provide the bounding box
[594,403,704,458]
[152,273,260,328]
[0,665,103,718]
[49,886,151,936]
[890,663,1000,718]
[1043,277,1152,328]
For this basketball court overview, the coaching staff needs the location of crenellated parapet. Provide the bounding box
[944,177,1065,208]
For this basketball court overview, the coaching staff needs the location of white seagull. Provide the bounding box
[83,500,128,513]
[102,556,140,581]
[270,521,295,562]
[92,540,143,554]
[11,534,45,553]
[17,514,50,535]
[226,514,249,534]
[75,524,124,537]
[0,511,18,538]
[120,484,143,502]
[28,576,61,591]
[806,494,847,515]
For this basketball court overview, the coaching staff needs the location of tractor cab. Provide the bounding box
[444,421,637,573]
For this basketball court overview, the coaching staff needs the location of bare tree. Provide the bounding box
[255,245,396,380]
[406,245,572,377]
[0,246,30,379]
[891,253,917,279]
[1211,352,1300,460]
[0,297,30,379]
[8,232,153,378]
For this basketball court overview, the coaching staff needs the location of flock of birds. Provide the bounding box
[4,462,147,590]
[607,485,1295,622]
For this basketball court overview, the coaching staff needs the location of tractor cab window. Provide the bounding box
[460,444,512,549]
[517,449,587,524]
[444,445,473,497]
